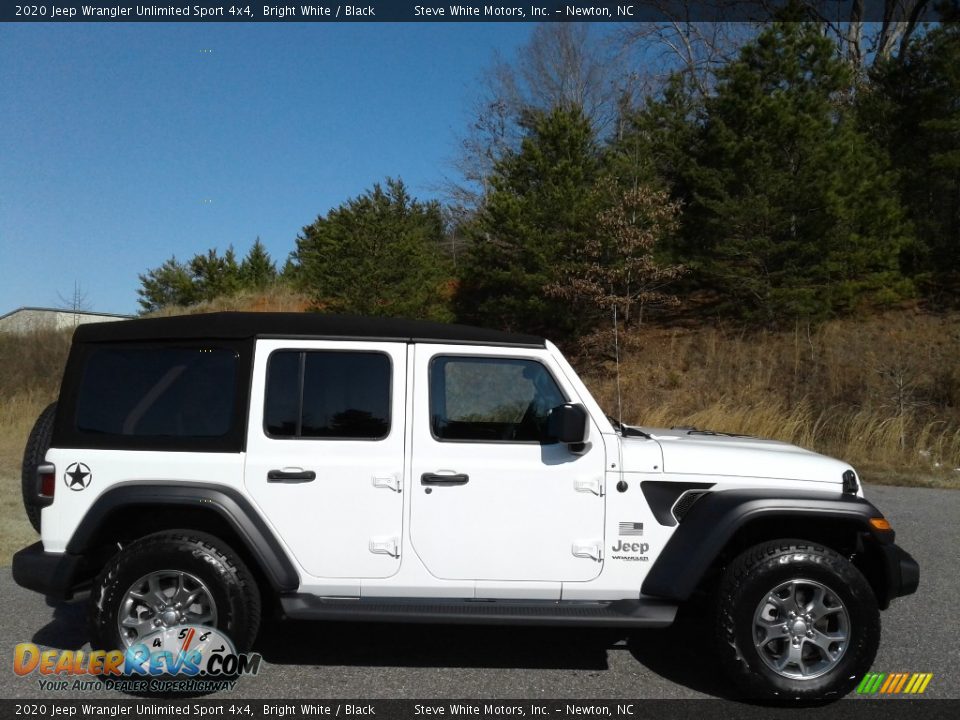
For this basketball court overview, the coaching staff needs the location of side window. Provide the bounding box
[430,356,567,442]
[76,347,238,438]
[264,350,391,440]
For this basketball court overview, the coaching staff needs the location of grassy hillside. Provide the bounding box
[145,285,313,316]
[0,326,73,562]
[1,295,957,562]
[585,312,960,488]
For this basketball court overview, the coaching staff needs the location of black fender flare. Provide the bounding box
[66,481,299,592]
[640,488,892,601]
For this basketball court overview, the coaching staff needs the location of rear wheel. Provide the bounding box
[20,402,57,533]
[716,539,880,701]
[90,531,261,653]
[115,569,219,645]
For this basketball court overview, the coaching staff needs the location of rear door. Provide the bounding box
[244,339,406,579]
[409,344,607,583]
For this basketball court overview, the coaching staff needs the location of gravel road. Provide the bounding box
[1,484,955,701]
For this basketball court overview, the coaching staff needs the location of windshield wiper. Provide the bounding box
[685,428,754,439]
[607,415,651,439]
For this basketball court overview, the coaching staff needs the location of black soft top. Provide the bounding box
[73,312,545,348]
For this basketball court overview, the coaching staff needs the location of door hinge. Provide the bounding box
[372,474,402,492]
[368,536,400,558]
[573,476,604,496]
[571,541,603,562]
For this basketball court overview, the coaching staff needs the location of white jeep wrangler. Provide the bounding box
[14,312,918,700]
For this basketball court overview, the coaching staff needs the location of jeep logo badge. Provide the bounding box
[611,540,649,554]
[64,462,92,491]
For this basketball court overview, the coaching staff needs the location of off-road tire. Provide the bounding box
[20,402,57,533]
[89,530,261,653]
[717,539,880,702]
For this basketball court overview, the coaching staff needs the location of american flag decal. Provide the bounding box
[619,522,644,536]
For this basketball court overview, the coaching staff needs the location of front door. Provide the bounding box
[244,339,406,579]
[409,345,606,583]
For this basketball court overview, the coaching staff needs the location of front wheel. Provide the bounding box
[716,540,880,701]
[89,531,261,653]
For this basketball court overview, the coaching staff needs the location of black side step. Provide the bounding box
[280,595,677,628]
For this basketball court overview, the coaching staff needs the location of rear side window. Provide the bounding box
[76,347,238,438]
[264,350,391,440]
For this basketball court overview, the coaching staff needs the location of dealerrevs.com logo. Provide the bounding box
[13,625,261,693]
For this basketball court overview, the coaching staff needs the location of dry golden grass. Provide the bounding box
[147,286,312,317]
[0,329,75,563]
[0,329,70,401]
[583,311,960,489]
[0,393,54,564]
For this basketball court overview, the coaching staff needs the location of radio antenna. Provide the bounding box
[613,304,623,433]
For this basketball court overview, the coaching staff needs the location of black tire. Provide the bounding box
[89,531,261,653]
[717,539,880,702]
[20,402,57,533]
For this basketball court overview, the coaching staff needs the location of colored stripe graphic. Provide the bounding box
[857,672,932,694]
[856,673,875,693]
[893,673,909,693]
[857,673,885,694]
[905,673,933,694]
[880,674,896,693]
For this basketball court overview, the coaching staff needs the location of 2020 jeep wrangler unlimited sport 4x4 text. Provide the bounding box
[13,312,919,700]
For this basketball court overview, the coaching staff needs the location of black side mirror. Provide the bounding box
[547,403,588,446]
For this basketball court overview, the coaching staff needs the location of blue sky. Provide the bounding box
[0,23,533,315]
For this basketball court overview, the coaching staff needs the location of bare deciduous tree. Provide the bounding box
[57,281,92,322]
[548,181,686,343]
[808,0,933,77]
[508,23,625,130]
[617,1,935,101]
[445,23,629,216]
[618,20,752,101]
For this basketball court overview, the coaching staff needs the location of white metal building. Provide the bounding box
[0,307,132,334]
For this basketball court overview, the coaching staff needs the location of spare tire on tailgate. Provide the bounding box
[21,402,57,533]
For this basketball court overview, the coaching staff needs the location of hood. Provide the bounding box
[622,426,853,485]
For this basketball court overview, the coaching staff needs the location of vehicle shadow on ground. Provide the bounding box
[255,606,732,698]
[624,602,735,699]
[32,598,88,649]
[31,600,731,698]
[254,619,618,671]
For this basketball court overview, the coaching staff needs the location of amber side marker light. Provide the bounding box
[870,517,893,531]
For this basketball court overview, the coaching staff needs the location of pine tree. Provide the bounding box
[606,74,704,276]
[239,237,278,289]
[607,75,702,199]
[861,16,960,298]
[138,243,272,312]
[188,247,242,301]
[457,106,604,338]
[294,178,453,321]
[279,254,301,286]
[684,22,912,323]
[136,257,197,313]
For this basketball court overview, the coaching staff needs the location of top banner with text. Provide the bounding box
[2,1,950,23]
